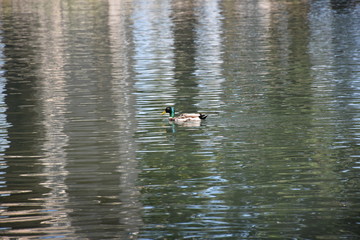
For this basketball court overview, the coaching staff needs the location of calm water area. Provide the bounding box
[0,0,359,239]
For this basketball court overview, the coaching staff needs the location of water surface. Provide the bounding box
[0,0,359,239]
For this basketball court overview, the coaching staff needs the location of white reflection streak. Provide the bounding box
[132,0,175,104]
[0,30,10,189]
[36,1,74,236]
[308,3,336,99]
[195,0,273,210]
[309,3,360,144]
[108,0,142,237]
[195,0,224,109]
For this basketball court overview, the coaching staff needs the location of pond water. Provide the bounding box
[0,0,359,239]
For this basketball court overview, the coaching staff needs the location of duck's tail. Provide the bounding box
[199,114,207,120]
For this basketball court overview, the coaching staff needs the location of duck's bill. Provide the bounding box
[161,111,166,115]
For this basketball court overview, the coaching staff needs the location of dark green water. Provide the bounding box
[0,0,359,239]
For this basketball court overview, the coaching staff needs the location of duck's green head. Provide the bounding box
[162,106,175,117]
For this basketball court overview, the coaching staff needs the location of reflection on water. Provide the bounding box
[0,0,360,239]
[37,0,73,236]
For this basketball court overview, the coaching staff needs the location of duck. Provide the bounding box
[162,106,207,122]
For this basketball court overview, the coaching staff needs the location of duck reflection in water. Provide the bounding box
[165,121,205,134]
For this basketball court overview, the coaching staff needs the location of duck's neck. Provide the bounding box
[170,107,175,117]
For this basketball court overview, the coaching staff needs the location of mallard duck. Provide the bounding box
[162,106,207,122]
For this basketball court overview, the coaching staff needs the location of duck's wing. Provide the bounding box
[180,113,207,119]
[180,113,202,118]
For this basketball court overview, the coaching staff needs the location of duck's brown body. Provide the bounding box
[169,113,207,122]
[162,107,207,122]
